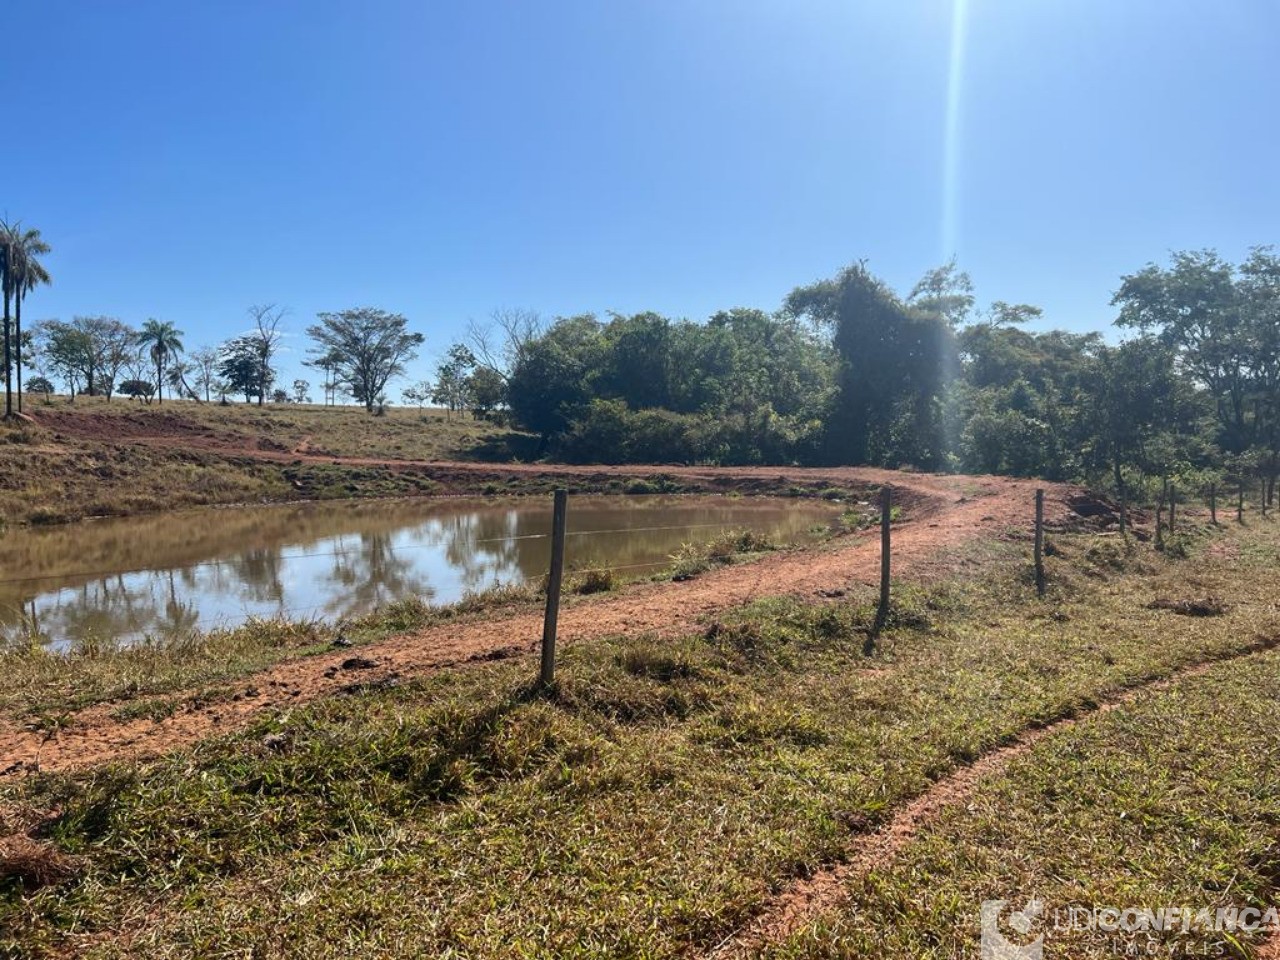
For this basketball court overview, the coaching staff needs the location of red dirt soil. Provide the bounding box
[19,407,1065,497]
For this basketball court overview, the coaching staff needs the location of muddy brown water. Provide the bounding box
[0,495,843,651]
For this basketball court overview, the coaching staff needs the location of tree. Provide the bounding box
[25,376,54,399]
[1080,336,1211,519]
[907,258,975,328]
[401,379,432,408]
[952,321,1100,479]
[305,347,344,406]
[467,307,543,384]
[37,317,135,399]
[38,321,90,398]
[166,359,199,401]
[292,379,311,404]
[271,388,291,404]
[190,347,220,403]
[218,336,272,403]
[137,319,184,405]
[1239,247,1280,500]
[119,379,156,401]
[598,312,672,409]
[432,344,476,417]
[468,366,507,420]
[244,304,287,406]
[1114,251,1247,451]
[124,344,154,402]
[0,221,15,416]
[507,314,605,449]
[306,308,424,413]
[786,261,955,467]
[4,224,52,414]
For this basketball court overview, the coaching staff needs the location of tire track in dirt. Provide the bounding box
[705,634,1280,960]
[0,473,1063,778]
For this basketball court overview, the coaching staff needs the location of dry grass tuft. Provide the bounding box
[0,835,83,891]
[1147,596,1230,616]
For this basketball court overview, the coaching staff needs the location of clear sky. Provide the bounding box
[4,0,1277,391]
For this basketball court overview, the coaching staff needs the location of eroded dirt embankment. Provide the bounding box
[0,468,1071,778]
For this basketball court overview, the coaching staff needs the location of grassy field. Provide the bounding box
[0,397,879,525]
[0,397,533,525]
[16,394,534,462]
[3,518,1279,958]
[761,650,1280,958]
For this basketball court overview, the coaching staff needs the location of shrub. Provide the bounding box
[569,569,616,595]
[669,529,776,580]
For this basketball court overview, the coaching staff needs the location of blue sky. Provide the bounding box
[4,0,1277,392]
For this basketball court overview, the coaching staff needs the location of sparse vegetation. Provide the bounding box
[4,521,1279,957]
[668,528,778,580]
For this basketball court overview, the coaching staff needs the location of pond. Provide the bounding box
[0,495,842,651]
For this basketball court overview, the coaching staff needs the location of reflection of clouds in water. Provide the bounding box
[0,498,837,651]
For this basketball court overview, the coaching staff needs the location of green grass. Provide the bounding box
[0,443,293,526]
[764,647,1280,959]
[3,522,1280,957]
[0,442,456,526]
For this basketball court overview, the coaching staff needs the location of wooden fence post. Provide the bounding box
[1034,488,1045,597]
[1239,480,1245,524]
[540,489,568,687]
[1169,484,1176,534]
[1263,478,1269,518]
[1155,481,1166,550]
[1210,483,1217,525]
[868,485,892,645]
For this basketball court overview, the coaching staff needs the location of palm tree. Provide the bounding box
[11,227,52,413]
[166,358,199,401]
[137,320,184,405]
[0,221,15,417]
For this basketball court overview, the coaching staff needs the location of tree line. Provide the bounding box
[19,308,423,414]
[427,249,1280,509]
[6,217,1279,507]
[2,223,427,413]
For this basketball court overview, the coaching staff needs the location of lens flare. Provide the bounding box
[942,0,969,261]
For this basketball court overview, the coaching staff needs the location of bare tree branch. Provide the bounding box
[467,307,542,383]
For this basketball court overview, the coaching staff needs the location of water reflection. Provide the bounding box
[0,496,838,650]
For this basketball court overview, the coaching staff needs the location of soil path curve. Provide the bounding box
[706,635,1280,959]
